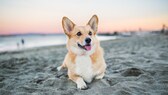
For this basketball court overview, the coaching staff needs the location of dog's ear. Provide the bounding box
[62,17,75,36]
[87,15,98,33]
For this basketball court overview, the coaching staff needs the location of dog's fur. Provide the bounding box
[57,15,106,89]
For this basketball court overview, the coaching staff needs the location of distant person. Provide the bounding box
[21,39,25,45]
[17,43,20,48]
[161,24,165,33]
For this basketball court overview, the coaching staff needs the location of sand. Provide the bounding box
[0,33,168,95]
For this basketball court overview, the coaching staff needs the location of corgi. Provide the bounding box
[57,15,106,90]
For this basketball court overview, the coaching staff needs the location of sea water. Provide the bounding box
[0,34,117,52]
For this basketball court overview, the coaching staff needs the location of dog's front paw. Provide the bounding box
[76,78,88,90]
[77,81,87,90]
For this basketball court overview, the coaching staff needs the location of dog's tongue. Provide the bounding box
[84,45,91,51]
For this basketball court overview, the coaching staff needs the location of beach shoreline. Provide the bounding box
[0,34,117,53]
[0,33,168,95]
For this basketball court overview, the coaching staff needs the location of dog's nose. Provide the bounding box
[85,38,91,43]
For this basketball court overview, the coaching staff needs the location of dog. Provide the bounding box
[57,15,106,90]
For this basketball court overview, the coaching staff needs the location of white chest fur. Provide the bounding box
[75,55,94,83]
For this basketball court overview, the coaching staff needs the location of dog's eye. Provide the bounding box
[89,31,92,36]
[77,32,82,36]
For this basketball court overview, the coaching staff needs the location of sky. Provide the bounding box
[0,0,168,35]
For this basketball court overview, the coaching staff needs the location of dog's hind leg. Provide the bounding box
[57,63,66,71]
[95,72,105,80]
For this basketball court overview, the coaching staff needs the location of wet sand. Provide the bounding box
[0,33,168,95]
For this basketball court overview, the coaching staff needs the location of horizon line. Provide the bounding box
[0,29,162,36]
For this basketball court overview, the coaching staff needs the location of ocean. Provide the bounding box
[0,34,117,52]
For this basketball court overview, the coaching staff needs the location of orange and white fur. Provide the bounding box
[57,15,106,90]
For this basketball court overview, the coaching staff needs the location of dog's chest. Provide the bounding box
[75,55,94,82]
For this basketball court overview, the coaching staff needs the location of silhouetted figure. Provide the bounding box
[161,24,168,35]
[21,39,25,45]
[161,24,165,33]
[17,43,20,48]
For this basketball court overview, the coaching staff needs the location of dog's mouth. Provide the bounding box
[77,43,91,51]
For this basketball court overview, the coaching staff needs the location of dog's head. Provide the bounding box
[62,15,99,55]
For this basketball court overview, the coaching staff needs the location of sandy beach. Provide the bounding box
[0,33,168,95]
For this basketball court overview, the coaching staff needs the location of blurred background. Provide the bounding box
[0,0,168,52]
